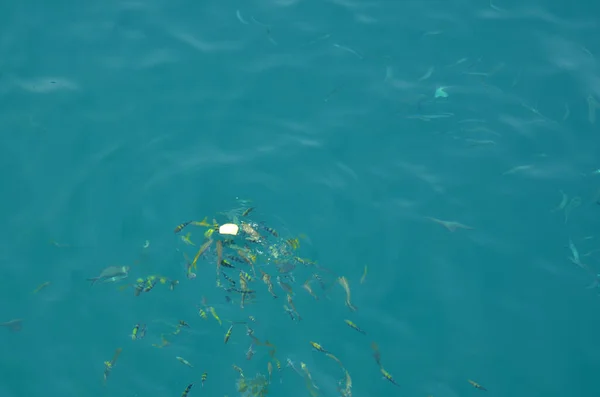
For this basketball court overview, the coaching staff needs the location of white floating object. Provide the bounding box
[434,86,448,98]
[219,223,239,235]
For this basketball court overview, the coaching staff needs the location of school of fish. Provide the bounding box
[27,202,489,397]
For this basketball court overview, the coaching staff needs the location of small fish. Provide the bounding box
[447,57,468,67]
[360,266,367,284]
[208,306,222,325]
[465,139,496,147]
[33,281,51,293]
[198,308,207,319]
[418,66,434,82]
[286,238,300,250]
[191,239,214,271]
[181,383,194,397]
[313,273,327,290]
[131,324,140,340]
[103,347,122,385]
[326,352,344,368]
[301,362,320,395]
[286,358,303,377]
[176,356,194,368]
[238,273,250,309]
[259,271,278,299]
[87,266,130,285]
[286,294,301,319]
[277,276,293,294]
[216,240,223,276]
[143,277,158,293]
[222,272,236,287]
[301,362,317,384]
[267,282,278,298]
[371,341,381,366]
[224,324,234,344]
[282,273,296,283]
[242,207,255,217]
[426,217,474,232]
[152,334,170,348]
[259,223,278,237]
[502,164,533,175]
[468,379,487,391]
[274,357,282,382]
[333,43,363,59]
[302,280,318,300]
[132,278,145,296]
[220,259,235,269]
[260,269,270,284]
[344,319,366,334]
[192,217,217,228]
[267,361,273,383]
[178,320,190,328]
[246,344,255,360]
[201,372,207,387]
[338,370,353,397]
[242,270,254,283]
[174,221,193,234]
[309,341,329,354]
[233,364,244,378]
[283,305,297,321]
[181,232,195,246]
[138,324,147,339]
[550,190,569,213]
[173,320,189,335]
[568,238,581,264]
[338,276,357,311]
[237,250,257,278]
[406,112,454,121]
[0,319,22,332]
[381,367,400,387]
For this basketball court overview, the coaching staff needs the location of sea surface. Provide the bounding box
[1,0,600,396]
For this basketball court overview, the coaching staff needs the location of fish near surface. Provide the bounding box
[87,266,130,285]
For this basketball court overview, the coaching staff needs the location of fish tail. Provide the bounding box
[86,278,98,286]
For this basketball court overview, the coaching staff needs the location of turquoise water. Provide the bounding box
[2,0,600,396]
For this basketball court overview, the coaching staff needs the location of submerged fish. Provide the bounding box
[0,318,22,332]
[87,266,130,285]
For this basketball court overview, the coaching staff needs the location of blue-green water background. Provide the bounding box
[2,0,600,396]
